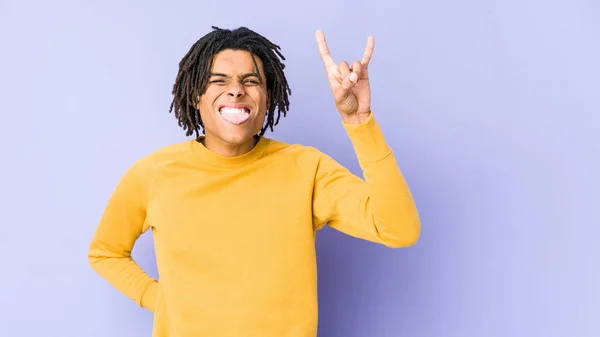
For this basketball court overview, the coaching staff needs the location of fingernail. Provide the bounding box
[349,73,358,83]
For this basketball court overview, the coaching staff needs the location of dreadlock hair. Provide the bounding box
[168,26,292,138]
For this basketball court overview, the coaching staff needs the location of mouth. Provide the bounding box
[218,104,252,125]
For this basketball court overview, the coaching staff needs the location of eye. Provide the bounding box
[244,79,260,85]
[209,79,226,85]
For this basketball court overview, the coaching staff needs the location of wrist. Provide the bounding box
[341,111,371,124]
[140,280,159,312]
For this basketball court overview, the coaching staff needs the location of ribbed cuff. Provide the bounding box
[139,280,158,312]
[342,112,392,163]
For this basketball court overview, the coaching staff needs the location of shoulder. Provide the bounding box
[120,140,194,183]
[263,137,333,170]
[265,137,320,156]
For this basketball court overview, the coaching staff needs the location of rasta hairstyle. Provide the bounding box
[168,26,292,138]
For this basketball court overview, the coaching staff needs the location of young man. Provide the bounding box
[88,26,420,337]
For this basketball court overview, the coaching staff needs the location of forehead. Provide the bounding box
[211,49,264,75]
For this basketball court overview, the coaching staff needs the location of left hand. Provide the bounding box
[315,29,375,122]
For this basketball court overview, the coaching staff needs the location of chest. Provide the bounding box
[145,162,315,259]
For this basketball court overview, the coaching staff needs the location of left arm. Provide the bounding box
[312,30,420,247]
[312,111,420,247]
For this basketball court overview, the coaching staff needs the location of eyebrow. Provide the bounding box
[209,72,262,80]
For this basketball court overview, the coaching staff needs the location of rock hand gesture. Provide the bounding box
[315,29,375,124]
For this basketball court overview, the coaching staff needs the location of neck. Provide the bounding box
[200,135,259,157]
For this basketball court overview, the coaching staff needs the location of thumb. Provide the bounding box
[341,72,358,91]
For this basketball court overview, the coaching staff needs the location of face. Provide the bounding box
[196,49,269,156]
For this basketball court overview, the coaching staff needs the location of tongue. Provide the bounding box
[221,112,250,125]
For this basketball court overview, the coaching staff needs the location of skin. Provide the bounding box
[196,49,270,157]
[197,30,375,157]
[315,29,375,124]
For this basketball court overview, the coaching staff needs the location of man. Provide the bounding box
[88,26,420,337]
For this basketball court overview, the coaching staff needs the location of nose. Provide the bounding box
[226,82,245,98]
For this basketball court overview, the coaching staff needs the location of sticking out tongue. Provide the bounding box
[220,107,250,125]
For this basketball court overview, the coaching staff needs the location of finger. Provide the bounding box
[352,60,362,80]
[361,35,375,67]
[339,61,350,77]
[316,29,335,68]
[341,72,359,92]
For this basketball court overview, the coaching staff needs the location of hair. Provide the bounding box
[168,26,292,138]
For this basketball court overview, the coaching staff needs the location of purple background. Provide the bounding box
[1,0,598,336]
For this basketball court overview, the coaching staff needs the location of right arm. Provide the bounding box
[88,159,158,312]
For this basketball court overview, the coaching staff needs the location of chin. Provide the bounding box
[219,130,256,145]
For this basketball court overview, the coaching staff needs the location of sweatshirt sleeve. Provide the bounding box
[311,112,421,247]
[88,158,158,312]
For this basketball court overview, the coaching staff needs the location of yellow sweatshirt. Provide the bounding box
[88,112,420,337]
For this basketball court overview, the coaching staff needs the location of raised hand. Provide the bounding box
[315,29,375,123]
